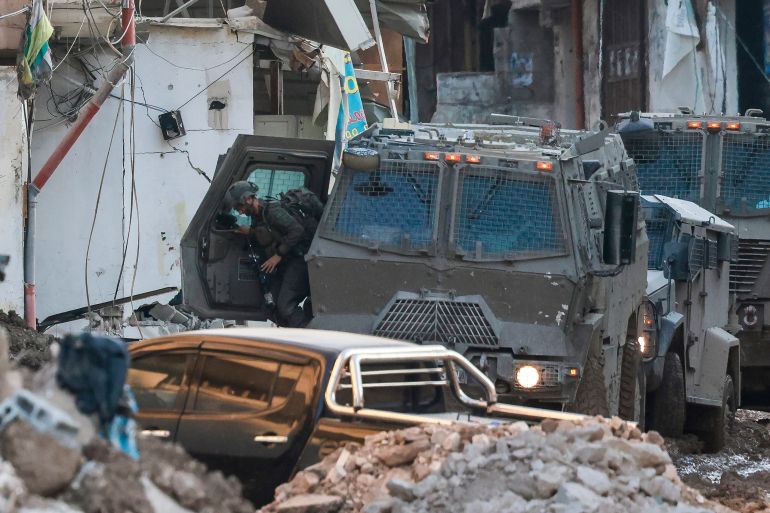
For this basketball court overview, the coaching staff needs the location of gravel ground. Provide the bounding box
[668,410,770,513]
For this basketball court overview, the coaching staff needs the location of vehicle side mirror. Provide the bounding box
[603,191,639,265]
[663,238,690,281]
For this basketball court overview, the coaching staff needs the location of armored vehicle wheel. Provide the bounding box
[700,375,735,453]
[570,349,609,416]
[619,337,644,426]
[648,352,685,437]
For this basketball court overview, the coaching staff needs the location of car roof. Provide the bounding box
[129,327,417,360]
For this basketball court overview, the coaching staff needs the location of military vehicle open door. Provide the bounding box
[180,135,334,320]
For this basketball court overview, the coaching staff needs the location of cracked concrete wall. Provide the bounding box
[0,67,26,313]
[31,26,254,320]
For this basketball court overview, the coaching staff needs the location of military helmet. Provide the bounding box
[224,181,258,210]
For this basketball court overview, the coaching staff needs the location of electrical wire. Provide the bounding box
[85,95,123,313]
[136,34,252,71]
[0,6,29,20]
[714,2,770,86]
[175,48,254,110]
[52,17,88,73]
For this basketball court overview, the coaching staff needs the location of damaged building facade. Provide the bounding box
[0,0,425,335]
[417,0,740,127]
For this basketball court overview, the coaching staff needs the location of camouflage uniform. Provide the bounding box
[250,201,312,328]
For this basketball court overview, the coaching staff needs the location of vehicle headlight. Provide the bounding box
[515,365,540,389]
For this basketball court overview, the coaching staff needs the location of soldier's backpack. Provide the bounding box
[264,187,324,255]
[277,187,324,221]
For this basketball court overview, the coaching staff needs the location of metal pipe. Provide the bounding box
[160,0,202,23]
[25,0,135,329]
[24,186,37,330]
[571,0,586,129]
[368,0,399,119]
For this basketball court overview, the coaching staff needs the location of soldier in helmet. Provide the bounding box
[224,181,313,328]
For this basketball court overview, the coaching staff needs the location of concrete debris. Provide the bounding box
[261,418,733,513]
[0,420,81,496]
[0,324,255,513]
[0,311,52,370]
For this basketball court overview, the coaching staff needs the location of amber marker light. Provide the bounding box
[424,152,440,161]
[444,153,462,163]
[707,121,722,130]
[536,161,554,171]
[726,122,741,130]
[567,367,579,378]
[465,154,481,163]
[687,121,703,129]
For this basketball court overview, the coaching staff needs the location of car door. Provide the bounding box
[174,341,323,506]
[180,135,334,321]
[126,343,199,441]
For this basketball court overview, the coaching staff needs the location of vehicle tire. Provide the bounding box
[570,349,610,416]
[701,375,735,453]
[618,337,642,423]
[342,148,380,171]
[648,352,685,437]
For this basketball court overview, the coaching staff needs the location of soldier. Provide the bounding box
[224,181,313,328]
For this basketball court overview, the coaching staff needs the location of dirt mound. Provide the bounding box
[261,417,730,513]
[0,310,52,369]
[669,410,770,512]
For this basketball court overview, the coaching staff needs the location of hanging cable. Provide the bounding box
[0,6,29,20]
[175,48,254,110]
[714,3,770,86]
[85,95,123,313]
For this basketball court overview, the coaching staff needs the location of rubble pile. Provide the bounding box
[0,326,255,513]
[0,310,52,369]
[263,418,732,513]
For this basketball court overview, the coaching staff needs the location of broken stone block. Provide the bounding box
[385,478,415,501]
[276,494,344,513]
[374,440,430,467]
[576,465,611,496]
[554,482,604,510]
[640,476,681,504]
[0,420,81,496]
[170,471,206,509]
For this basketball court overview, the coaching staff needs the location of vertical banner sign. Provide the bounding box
[335,52,368,145]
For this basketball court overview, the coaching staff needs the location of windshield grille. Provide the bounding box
[622,132,703,202]
[323,160,440,252]
[720,133,770,211]
[452,167,565,259]
[374,298,498,347]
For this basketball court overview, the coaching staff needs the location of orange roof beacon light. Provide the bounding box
[465,154,481,163]
[707,121,722,131]
[424,152,440,161]
[726,122,741,131]
[687,121,703,129]
[536,161,554,171]
[444,153,462,163]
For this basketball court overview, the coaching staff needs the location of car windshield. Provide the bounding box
[322,160,440,252]
[453,167,566,260]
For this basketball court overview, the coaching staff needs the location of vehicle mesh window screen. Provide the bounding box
[642,203,673,269]
[453,168,565,259]
[720,133,770,211]
[622,132,702,201]
[323,160,439,251]
[230,167,307,226]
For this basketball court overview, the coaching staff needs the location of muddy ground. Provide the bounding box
[668,410,770,513]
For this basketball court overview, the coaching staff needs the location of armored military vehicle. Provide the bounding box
[641,195,739,450]
[618,110,770,407]
[180,118,650,419]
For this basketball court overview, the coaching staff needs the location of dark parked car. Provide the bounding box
[127,328,582,506]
